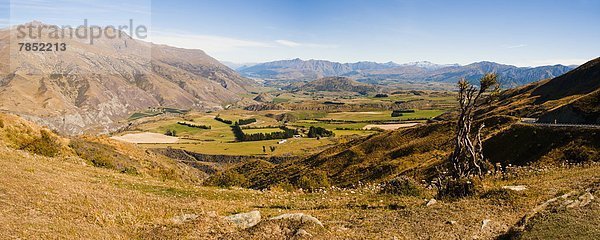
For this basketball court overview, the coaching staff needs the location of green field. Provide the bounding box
[145,137,334,156]
[120,92,450,156]
[320,110,445,121]
[242,128,285,134]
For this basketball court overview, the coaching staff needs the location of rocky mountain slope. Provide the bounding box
[0,22,255,134]
[240,58,573,88]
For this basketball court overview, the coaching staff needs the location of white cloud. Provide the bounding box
[275,39,301,47]
[275,39,339,49]
[504,44,527,49]
[150,31,272,53]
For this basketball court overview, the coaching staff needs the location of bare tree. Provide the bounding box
[449,73,499,179]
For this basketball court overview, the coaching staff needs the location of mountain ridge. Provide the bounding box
[0,22,255,134]
[240,58,573,88]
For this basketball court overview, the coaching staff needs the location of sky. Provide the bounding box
[1,0,599,66]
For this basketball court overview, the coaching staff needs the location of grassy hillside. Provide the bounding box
[2,138,598,239]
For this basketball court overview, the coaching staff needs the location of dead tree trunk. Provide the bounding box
[449,73,498,179]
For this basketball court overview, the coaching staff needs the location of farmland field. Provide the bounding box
[114,91,452,157]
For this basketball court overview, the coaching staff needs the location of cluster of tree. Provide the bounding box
[236,118,257,126]
[262,145,277,153]
[164,129,177,136]
[308,126,335,138]
[335,127,363,130]
[241,125,281,129]
[232,125,297,142]
[323,101,345,105]
[374,93,389,98]
[177,121,211,129]
[214,116,233,125]
[391,109,415,117]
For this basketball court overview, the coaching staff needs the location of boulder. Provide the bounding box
[225,210,261,229]
[502,185,528,191]
[579,192,594,207]
[171,213,198,224]
[481,219,491,230]
[294,229,312,238]
[426,198,437,207]
[270,213,324,228]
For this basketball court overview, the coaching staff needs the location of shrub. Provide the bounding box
[480,188,518,206]
[307,126,334,138]
[437,178,482,200]
[69,138,139,175]
[177,121,210,129]
[206,170,249,188]
[562,145,598,163]
[236,118,257,126]
[296,171,330,192]
[164,129,177,136]
[22,130,62,157]
[270,181,296,192]
[379,176,422,196]
[214,116,233,125]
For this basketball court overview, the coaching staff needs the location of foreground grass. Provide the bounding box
[1,143,598,239]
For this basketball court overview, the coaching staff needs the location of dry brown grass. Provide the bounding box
[1,140,598,239]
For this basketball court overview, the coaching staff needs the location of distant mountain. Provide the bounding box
[0,22,255,134]
[220,61,258,71]
[293,77,379,94]
[239,58,573,88]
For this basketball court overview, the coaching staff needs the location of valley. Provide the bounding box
[0,5,597,238]
[114,89,454,158]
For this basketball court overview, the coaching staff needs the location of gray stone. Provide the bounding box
[270,213,324,228]
[426,198,437,207]
[171,213,198,224]
[481,219,491,230]
[502,185,527,191]
[446,220,457,225]
[225,210,261,229]
[295,229,312,238]
[579,192,594,207]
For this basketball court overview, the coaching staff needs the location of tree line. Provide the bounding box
[232,125,297,142]
[177,121,211,129]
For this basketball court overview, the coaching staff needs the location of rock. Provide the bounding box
[446,220,457,225]
[225,210,261,229]
[171,213,198,224]
[481,219,491,230]
[579,192,594,207]
[426,198,437,207]
[502,185,527,191]
[270,213,324,228]
[566,200,581,208]
[295,229,312,238]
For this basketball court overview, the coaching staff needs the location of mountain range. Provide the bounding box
[0,22,255,134]
[239,58,574,88]
[233,57,600,189]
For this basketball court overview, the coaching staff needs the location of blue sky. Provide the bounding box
[1,0,599,66]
